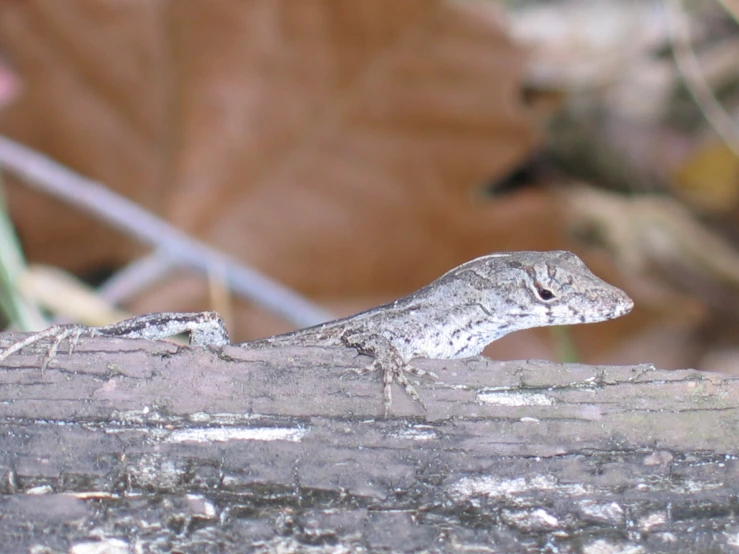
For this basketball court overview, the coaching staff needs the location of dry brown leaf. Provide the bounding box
[0,0,166,271]
[0,2,540,299]
[0,0,643,364]
[160,0,542,295]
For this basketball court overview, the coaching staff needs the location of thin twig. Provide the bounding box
[0,135,334,328]
[98,252,174,305]
[665,0,739,157]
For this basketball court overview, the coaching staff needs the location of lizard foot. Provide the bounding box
[340,358,434,416]
[0,311,232,372]
[342,360,437,380]
[400,364,438,381]
[340,330,437,416]
[380,359,426,417]
[0,324,96,372]
[354,358,428,417]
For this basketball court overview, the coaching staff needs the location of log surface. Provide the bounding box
[0,333,738,553]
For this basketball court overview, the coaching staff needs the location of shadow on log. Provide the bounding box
[1,333,738,553]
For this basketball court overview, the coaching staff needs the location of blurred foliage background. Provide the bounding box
[0,0,737,373]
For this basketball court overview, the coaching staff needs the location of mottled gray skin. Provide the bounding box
[253,251,632,357]
[0,251,633,414]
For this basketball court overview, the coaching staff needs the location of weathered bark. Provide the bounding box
[0,333,738,553]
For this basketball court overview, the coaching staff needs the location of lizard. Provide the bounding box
[0,250,633,415]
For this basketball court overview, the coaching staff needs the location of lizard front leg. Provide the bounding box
[340,329,435,416]
[0,311,230,370]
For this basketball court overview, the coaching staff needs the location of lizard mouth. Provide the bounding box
[615,295,635,318]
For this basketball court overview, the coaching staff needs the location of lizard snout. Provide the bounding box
[613,291,634,318]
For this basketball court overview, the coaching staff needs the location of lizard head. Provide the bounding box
[494,250,632,330]
[442,250,634,338]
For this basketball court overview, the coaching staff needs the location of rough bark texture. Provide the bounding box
[0,333,738,553]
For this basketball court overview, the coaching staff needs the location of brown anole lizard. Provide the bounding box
[0,251,633,415]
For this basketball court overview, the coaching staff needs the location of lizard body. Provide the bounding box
[0,251,633,414]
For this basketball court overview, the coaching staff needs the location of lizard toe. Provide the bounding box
[404,363,438,381]
[393,364,426,411]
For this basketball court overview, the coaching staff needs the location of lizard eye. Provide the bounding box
[536,287,555,301]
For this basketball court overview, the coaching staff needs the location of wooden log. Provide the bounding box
[0,333,737,553]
